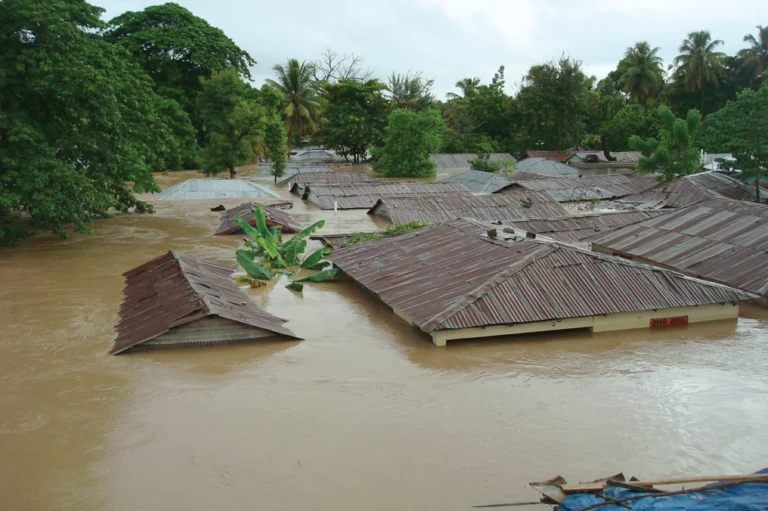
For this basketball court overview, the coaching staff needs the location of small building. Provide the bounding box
[566,151,642,164]
[429,153,516,172]
[111,251,300,354]
[590,197,768,298]
[251,165,332,179]
[332,219,753,346]
[520,150,575,162]
[156,179,279,200]
[280,171,374,196]
[368,191,568,224]
[515,158,578,177]
[617,171,760,208]
[441,170,516,194]
[298,182,471,210]
[214,202,303,235]
[499,175,658,203]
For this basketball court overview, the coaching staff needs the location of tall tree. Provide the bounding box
[739,26,768,85]
[266,59,321,145]
[447,77,481,100]
[320,79,388,163]
[0,0,181,243]
[198,69,265,178]
[264,114,288,183]
[386,72,436,111]
[105,2,255,136]
[630,106,702,181]
[673,31,726,115]
[314,47,372,83]
[372,109,444,177]
[618,41,664,107]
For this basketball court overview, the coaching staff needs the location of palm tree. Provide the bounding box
[618,41,664,107]
[447,77,481,100]
[266,59,320,144]
[673,31,726,115]
[739,25,768,84]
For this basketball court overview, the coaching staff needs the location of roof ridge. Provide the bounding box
[174,253,215,316]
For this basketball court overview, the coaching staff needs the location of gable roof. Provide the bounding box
[430,153,516,170]
[156,179,279,200]
[111,251,300,354]
[251,165,332,179]
[618,171,759,208]
[504,210,666,243]
[521,150,575,162]
[504,175,659,202]
[515,158,578,177]
[590,197,768,296]
[331,220,753,334]
[568,151,642,164]
[368,191,568,224]
[214,202,303,235]
[441,170,516,194]
[279,171,373,195]
[298,182,471,210]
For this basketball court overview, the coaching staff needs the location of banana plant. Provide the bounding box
[233,205,337,291]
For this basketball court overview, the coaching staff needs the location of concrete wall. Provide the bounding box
[430,303,739,346]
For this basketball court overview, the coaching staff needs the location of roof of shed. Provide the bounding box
[515,158,579,177]
[505,210,667,243]
[618,171,759,208]
[331,219,753,334]
[214,202,303,235]
[252,165,332,178]
[569,151,642,163]
[430,153,516,170]
[156,179,279,200]
[506,175,659,202]
[111,251,300,354]
[521,151,575,162]
[589,198,768,296]
[369,191,568,224]
[277,171,373,188]
[299,182,471,210]
[442,170,516,194]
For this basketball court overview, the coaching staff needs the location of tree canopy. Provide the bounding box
[631,106,702,181]
[267,59,321,145]
[618,41,664,106]
[673,31,726,114]
[372,109,444,177]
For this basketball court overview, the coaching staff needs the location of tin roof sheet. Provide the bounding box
[430,153,516,170]
[590,198,768,296]
[521,151,575,162]
[111,251,300,354]
[515,158,579,177]
[505,175,658,201]
[278,171,373,189]
[441,170,516,194]
[369,191,568,224]
[214,202,303,235]
[252,165,332,178]
[506,211,667,243]
[300,182,471,210]
[332,220,753,334]
[156,179,279,200]
[618,171,759,208]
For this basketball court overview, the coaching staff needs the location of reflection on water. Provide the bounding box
[1,170,768,511]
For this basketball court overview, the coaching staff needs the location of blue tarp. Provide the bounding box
[559,469,768,511]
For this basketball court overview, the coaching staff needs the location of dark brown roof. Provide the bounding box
[214,202,303,235]
[590,198,768,296]
[111,251,300,354]
[368,191,568,224]
[522,150,575,162]
[332,220,753,334]
[300,182,471,210]
[279,171,373,193]
[504,175,658,202]
[505,211,667,243]
[618,171,760,208]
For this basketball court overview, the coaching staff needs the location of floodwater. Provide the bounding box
[2,170,768,511]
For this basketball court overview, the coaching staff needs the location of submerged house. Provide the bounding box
[590,198,768,298]
[368,191,568,224]
[156,179,279,200]
[331,220,753,346]
[298,182,470,210]
[281,171,373,196]
[429,153,516,172]
[515,158,578,177]
[499,175,658,203]
[111,251,300,354]
[442,170,516,194]
[617,171,760,208]
[214,202,303,235]
[519,150,575,162]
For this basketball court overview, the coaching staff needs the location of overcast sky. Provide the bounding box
[99,0,767,97]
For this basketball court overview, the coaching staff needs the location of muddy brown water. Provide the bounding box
[2,170,768,511]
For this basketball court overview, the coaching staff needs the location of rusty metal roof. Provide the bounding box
[332,220,753,334]
[619,171,760,208]
[300,182,471,210]
[504,175,658,202]
[590,198,768,296]
[505,211,667,243]
[111,251,300,354]
[368,191,568,224]
[278,171,373,192]
[521,151,575,162]
[430,153,516,170]
[515,158,579,177]
[214,202,303,235]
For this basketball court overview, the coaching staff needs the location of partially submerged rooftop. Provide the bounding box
[298,182,471,210]
[214,202,303,235]
[331,219,753,346]
[430,153,516,170]
[368,191,568,224]
[156,179,279,200]
[500,175,658,202]
[617,171,760,208]
[111,251,300,354]
[441,170,516,194]
[281,171,374,196]
[515,158,578,177]
[590,197,768,297]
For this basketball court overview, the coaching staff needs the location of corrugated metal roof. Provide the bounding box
[369,191,568,224]
[504,175,658,202]
[214,202,303,235]
[280,171,373,196]
[569,151,642,163]
[430,153,516,170]
[156,179,279,200]
[331,219,753,334]
[441,170,516,194]
[618,171,760,208]
[590,198,768,296]
[300,182,471,210]
[111,251,300,354]
[252,165,332,178]
[510,171,558,182]
[521,151,575,162]
[505,211,667,243]
[515,158,579,177]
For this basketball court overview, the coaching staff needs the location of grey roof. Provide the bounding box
[300,182,471,210]
[504,210,667,243]
[252,165,332,178]
[156,179,279,200]
[441,170,516,194]
[430,153,516,170]
[569,151,642,163]
[515,158,578,177]
[618,171,760,208]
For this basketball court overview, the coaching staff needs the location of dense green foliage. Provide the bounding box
[618,42,664,107]
[631,107,702,181]
[372,109,444,177]
[267,59,321,145]
[264,114,288,182]
[340,222,432,247]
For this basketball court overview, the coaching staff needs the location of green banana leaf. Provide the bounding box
[304,261,330,271]
[301,247,331,269]
[285,282,304,292]
[236,249,260,262]
[257,236,286,267]
[236,251,274,281]
[282,240,301,267]
[295,267,339,283]
[234,216,262,240]
[282,220,325,253]
[253,205,269,235]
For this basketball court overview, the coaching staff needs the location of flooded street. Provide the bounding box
[2,171,768,511]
